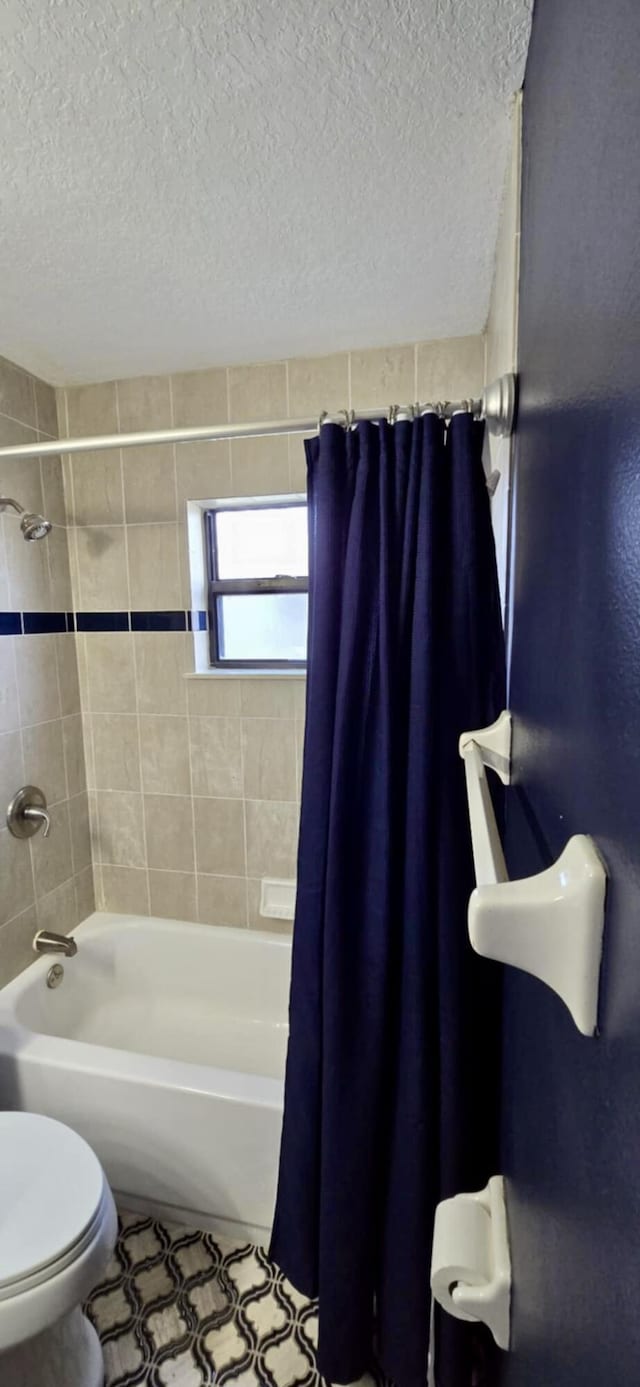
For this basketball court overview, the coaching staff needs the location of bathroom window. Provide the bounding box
[205,500,308,668]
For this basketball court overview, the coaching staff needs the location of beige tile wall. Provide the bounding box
[59,336,484,929]
[0,357,93,986]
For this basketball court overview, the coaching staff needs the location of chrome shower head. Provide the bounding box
[0,497,51,540]
[20,512,52,541]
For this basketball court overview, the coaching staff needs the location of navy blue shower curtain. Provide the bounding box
[270,414,505,1387]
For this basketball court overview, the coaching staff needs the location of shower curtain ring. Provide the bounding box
[390,403,416,423]
[318,409,353,430]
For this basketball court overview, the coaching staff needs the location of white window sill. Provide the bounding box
[184,670,306,680]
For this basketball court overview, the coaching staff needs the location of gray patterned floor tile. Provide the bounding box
[86,1213,391,1387]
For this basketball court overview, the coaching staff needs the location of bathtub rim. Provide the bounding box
[0,911,290,1110]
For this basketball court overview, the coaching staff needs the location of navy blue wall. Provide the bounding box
[501,0,640,1382]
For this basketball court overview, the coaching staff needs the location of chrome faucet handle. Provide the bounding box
[23,804,51,837]
[7,786,51,839]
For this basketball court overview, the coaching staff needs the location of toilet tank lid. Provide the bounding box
[0,1112,106,1288]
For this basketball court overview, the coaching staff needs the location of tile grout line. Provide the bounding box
[53,386,80,919]
[31,787,88,811]
[30,799,72,910]
[62,389,81,610]
[294,711,303,808]
[10,631,37,922]
[2,862,83,940]
[0,519,214,529]
[0,406,44,436]
[9,380,40,917]
[285,358,297,494]
[80,786,299,806]
[3,515,15,614]
[238,704,250,929]
[115,379,151,918]
[219,369,248,923]
[171,373,200,926]
[94,860,260,883]
[31,373,39,438]
[80,483,103,910]
[62,389,101,914]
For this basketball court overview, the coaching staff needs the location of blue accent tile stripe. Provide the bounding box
[0,610,203,635]
[131,610,187,632]
[23,611,67,635]
[76,612,130,632]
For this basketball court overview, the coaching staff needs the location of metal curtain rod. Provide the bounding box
[0,374,516,462]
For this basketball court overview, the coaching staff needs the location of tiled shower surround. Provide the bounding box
[58,336,484,928]
[0,337,484,980]
[0,356,92,986]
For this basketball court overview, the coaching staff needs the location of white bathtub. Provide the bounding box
[0,913,292,1244]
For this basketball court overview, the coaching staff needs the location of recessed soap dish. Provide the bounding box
[259,878,296,921]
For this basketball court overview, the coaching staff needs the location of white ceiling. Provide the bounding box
[0,0,532,385]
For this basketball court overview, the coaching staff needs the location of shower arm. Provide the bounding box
[0,374,517,462]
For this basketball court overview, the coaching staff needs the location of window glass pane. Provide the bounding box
[215,506,308,579]
[217,593,308,662]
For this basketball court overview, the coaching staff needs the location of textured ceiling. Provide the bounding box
[0,0,532,384]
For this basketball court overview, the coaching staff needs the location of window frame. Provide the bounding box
[205,498,308,670]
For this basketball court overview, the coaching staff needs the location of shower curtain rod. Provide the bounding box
[0,374,515,461]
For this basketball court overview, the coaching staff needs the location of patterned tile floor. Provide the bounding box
[87,1212,386,1387]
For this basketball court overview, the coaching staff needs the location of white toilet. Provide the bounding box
[0,1112,118,1387]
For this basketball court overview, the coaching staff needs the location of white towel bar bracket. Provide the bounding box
[459,712,607,1036]
[459,709,512,785]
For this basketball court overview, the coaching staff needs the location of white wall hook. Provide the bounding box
[431,1175,511,1350]
[460,712,607,1035]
